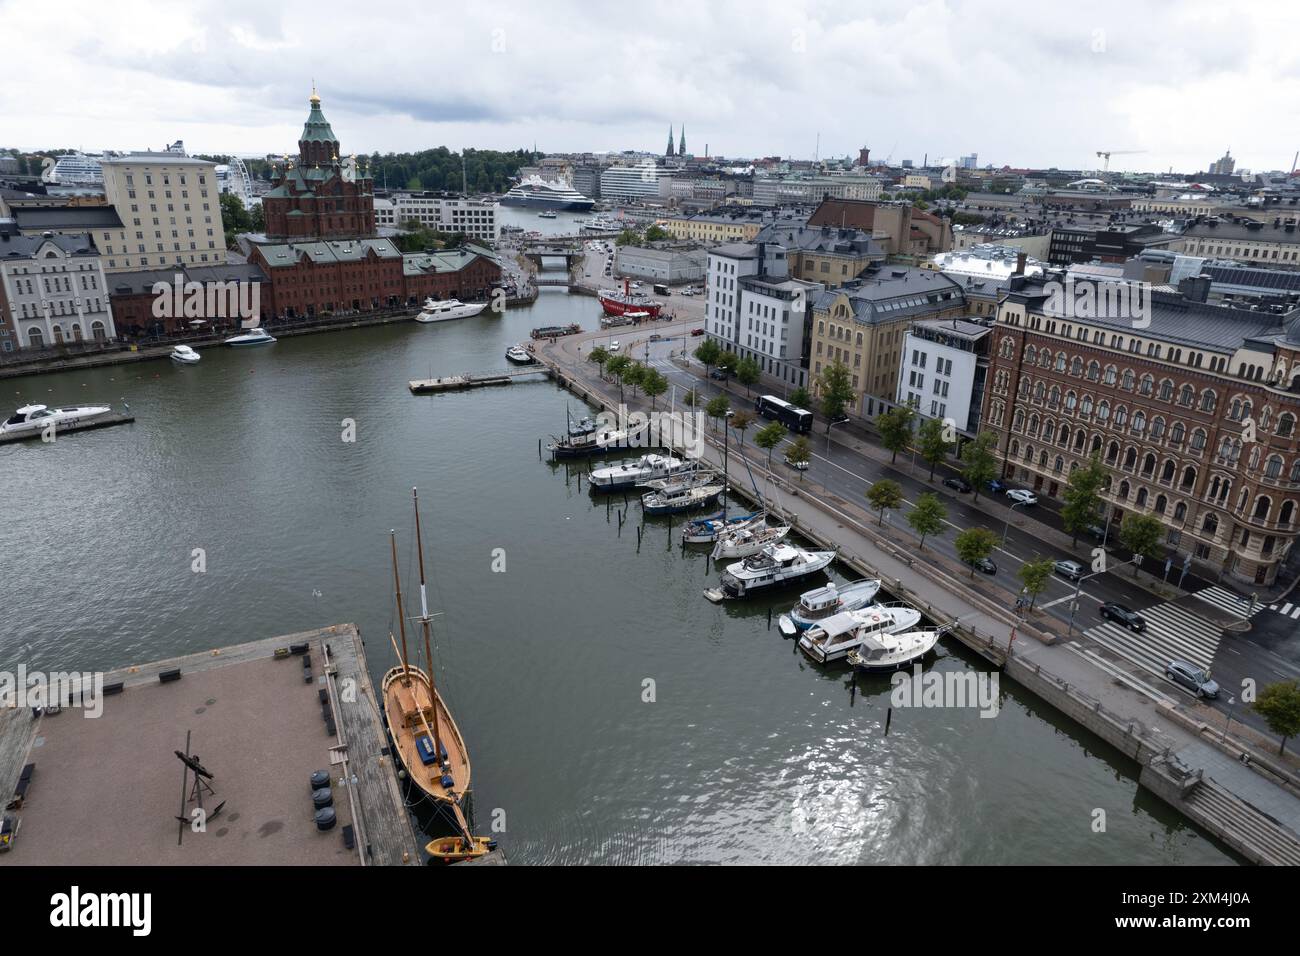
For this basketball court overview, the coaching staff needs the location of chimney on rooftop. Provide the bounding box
[1013,252,1027,277]
[1178,274,1211,304]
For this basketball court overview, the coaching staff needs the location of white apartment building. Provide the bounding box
[737,274,823,387]
[99,153,225,272]
[0,232,116,351]
[896,319,991,434]
[600,163,665,202]
[705,243,765,344]
[377,193,500,243]
[751,175,883,206]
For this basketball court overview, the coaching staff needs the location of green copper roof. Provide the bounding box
[300,102,338,145]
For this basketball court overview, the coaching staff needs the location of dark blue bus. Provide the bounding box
[755,394,813,433]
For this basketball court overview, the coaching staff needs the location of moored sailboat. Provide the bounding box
[381,488,480,850]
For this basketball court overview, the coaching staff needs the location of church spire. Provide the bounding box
[666,125,675,157]
[679,125,686,156]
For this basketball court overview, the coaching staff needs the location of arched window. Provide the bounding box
[1029,414,1040,436]
[1132,411,1146,434]
[1106,441,1119,464]
[1121,369,1135,390]
[1055,352,1067,372]
[1114,406,1128,428]
[1203,513,1218,534]
[1291,460,1300,483]
[1090,434,1102,455]
[1013,408,1025,431]
[1179,384,1195,406]
[1161,460,1176,482]
[1124,447,1137,470]
[1139,374,1154,396]
[1190,429,1207,451]
[1150,417,1166,439]
[1181,466,1196,489]
[1104,365,1118,386]
[1010,439,1020,458]
[1118,480,1130,499]
[1054,456,1064,474]
[1081,395,1094,416]
[1043,421,1056,443]
[1173,502,1186,521]
[1230,398,1242,420]
[1097,401,1110,421]
[1071,356,1083,376]
[1159,379,1174,401]
[1026,345,1038,365]
[1254,496,1271,520]
[91,321,106,342]
[1281,501,1295,526]
[1154,494,1168,514]
[1065,391,1078,411]
[1136,488,1148,507]
[1087,361,1101,382]
[1034,381,1045,401]
[1049,385,1061,408]
[27,328,44,348]
[1279,414,1296,438]
[1200,389,1216,413]
[1266,455,1283,479]
[1142,453,1156,476]
[1171,422,1186,444]
[1059,425,1071,447]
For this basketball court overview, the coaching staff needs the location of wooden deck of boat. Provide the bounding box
[0,624,424,866]
[0,412,135,444]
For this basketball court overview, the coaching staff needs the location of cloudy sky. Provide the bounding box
[3,0,1297,173]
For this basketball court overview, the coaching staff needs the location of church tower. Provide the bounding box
[666,125,675,157]
[299,85,340,168]
[679,125,686,157]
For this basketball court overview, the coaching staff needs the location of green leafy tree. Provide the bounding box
[1061,457,1107,546]
[682,388,697,407]
[616,228,642,246]
[1254,681,1300,755]
[917,417,954,480]
[644,224,670,242]
[906,492,947,550]
[789,386,813,410]
[693,338,721,377]
[1118,513,1164,577]
[735,357,760,396]
[817,360,854,429]
[642,366,668,409]
[730,410,754,447]
[754,420,786,469]
[705,394,730,431]
[786,436,812,478]
[623,361,646,397]
[866,479,904,526]
[718,349,739,374]
[588,346,610,378]
[955,527,998,577]
[1018,557,1054,609]
[877,404,916,464]
[605,354,630,399]
[218,193,253,245]
[960,431,999,502]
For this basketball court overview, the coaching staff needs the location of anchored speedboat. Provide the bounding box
[778,579,882,635]
[589,453,690,491]
[719,543,836,598]
[170,344,201,364]
[1,403,113,437]
[844,628,942,673]
[224,327,276,346]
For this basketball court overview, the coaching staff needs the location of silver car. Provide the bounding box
[1165,660,1220,699]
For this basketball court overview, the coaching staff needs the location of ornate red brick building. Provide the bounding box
[262,88,376,241]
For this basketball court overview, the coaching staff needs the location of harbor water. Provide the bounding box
[0,264,1238,865]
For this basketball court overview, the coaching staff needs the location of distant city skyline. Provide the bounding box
[3,0,1297,174]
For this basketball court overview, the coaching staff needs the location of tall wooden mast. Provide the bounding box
[411,487,442,758]
[389,530,411,684]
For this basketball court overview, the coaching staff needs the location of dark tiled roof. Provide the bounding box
[12,206,124,231]
[0,231,97,258]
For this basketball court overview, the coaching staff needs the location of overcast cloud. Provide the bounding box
[2,0,1296,172]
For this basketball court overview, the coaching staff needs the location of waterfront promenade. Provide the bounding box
[534,322,1300,866]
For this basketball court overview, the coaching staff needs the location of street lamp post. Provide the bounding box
[1002,500,1026,548]
[1065,568,1105,638]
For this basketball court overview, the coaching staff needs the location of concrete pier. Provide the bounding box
[0,625,423,866]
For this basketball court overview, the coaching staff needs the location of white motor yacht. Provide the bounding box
[224,327,276,346]
[589,454,689,491]
[797,604,925,664]
[845,628,943,673]
[415,298,488,323]
[1,403,113,437]
[778,579,883,636]
[719,543,836,598]
[170,344,201,364]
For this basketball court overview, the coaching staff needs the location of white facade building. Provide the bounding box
[99,152,224,272]
[0,232,116,351]
[599,163,665,202]
[895,318,991,435]
[706,243,764,345]
[378,193,499,242]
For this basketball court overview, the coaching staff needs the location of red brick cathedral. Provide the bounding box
[262,87,376,241]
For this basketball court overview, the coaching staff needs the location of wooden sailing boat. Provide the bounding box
[381,488,473,822]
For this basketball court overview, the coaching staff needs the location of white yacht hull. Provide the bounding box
[415,302,488,323]
[711,525,791,561]
[798,606,925,664]
[721,549,836,598]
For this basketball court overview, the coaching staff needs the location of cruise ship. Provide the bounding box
[501,176,595,212]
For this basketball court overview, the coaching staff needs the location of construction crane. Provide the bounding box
[1095,149,1146,173]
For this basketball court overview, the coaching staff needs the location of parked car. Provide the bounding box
[987,478,1005,495]
[1053,559,1086,581]
[966,556,997,575]
[1165,660,1220,699]
[649,333,662,342]
[943,476,972,493]
[709,368,728,380]
[609,341,620,352]
[1006,488,1038,505]
[1085,523,1108,542]
[691,327,705,336]
[785,455,809,471]
[1100,602,1146,632]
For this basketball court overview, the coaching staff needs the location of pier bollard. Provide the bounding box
[538,438,542,459]
[637,526,642,552]
[884,708,893,737]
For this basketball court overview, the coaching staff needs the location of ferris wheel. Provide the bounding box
[227,156,256,207]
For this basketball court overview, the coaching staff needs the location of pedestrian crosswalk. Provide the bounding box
[1192,585,1264,619]
[1082,601,1223,677]
[1267,600,1300,620]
